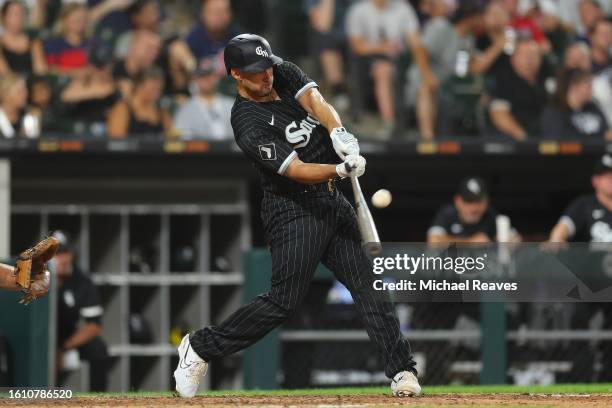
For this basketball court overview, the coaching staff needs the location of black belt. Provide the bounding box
[299,179,337,194]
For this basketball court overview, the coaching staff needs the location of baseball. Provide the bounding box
[371,189,392,208]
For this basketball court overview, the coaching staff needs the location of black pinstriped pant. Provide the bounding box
[190,188,416,378]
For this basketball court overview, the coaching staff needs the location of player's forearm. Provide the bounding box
[285,159,338,184]
[62,322,102,350]
[300,88,342,132]
[0,263,19,291]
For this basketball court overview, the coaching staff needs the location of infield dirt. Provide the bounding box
[3,393,612,407]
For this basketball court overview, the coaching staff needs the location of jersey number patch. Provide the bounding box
[259,143,277,161]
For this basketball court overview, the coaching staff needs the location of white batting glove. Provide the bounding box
[336,154,366,178]
[330,127,359,160]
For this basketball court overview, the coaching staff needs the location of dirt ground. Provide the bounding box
[3,393,612,408]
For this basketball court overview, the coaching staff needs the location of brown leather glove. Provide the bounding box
[15,236,60,305]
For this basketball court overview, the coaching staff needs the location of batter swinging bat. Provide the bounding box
[350,176,382,256]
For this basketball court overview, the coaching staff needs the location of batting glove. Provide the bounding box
[336,154,366,178]
[330,127,359,160]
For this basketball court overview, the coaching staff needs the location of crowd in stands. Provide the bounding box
[1,0,612,141]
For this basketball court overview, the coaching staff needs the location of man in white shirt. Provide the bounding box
[346,0,436,132]
[174,60,234,140]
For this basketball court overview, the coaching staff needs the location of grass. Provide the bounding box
[79,383,612,398]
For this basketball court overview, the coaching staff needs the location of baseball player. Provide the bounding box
[174,34,420,397]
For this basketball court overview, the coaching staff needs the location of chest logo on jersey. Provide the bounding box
[451,224,463,234]
[593,209,604,220]
[590,220,612,242]
[64,290,75,308]
[285,115,320,149]
[258,143,277,161]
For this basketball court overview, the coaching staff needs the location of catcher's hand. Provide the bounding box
[14,236,60,305]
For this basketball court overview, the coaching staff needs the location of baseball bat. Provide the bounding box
[350,176,382,256]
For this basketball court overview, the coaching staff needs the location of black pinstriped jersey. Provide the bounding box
[231,61,340,194]
[560,194,612,242]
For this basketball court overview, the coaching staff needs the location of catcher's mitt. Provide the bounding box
[15,236,60,305]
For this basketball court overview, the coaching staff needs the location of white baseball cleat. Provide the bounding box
[174,334,208,398]
[391,370,422,397]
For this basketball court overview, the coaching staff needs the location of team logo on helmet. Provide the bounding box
[255,46,269,58]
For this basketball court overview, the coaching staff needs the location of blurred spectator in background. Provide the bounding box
[28,74,57,133]
[502,0,551,52]
[114,0,161,57]
[541,68,611,139]
[173,59,233,140]
[109,0,196,100]
[563,41,592,70]
[427,177,520,244]
[44,3,91,76]
[538,0,573,64]
[588,18,612,73]
[107,66,172,138]
[576,0,605,40]
[52,230,109,392]
[0,0,46,77]
[186,0,240,74]
[306,0,356,112]
[476,0,513,79]
[407,1,482,139]
[0,74,41,138]
[489,38,547,140]
[113,29,162,97]
[32,0,132,32]
[58,45,120,136]
[346,0,436,134]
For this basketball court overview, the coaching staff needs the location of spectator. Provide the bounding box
[346,0,437,133]
[427,176,520,244]
[577,0,605,39]
[51,230,109,392]
[488,38,548,140]
[0,74,41,138]
[563,41,592,70]
[28,75,58,133]
[114,0,162,58]
[588,18,612,74]
[173,60,233,140]
[113,30,162,97]
[58,46,121,136]
[44,3,91,76]
[107,67,172,138]
[475,0,513,78]
[541,68,611,139]
[305,0,356,111]
[0,0,46,77]
[31,0,133,30]
[407,1,482,139]
[502,0,551,51]
[107,0,197,100]
[186,0,240,73]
